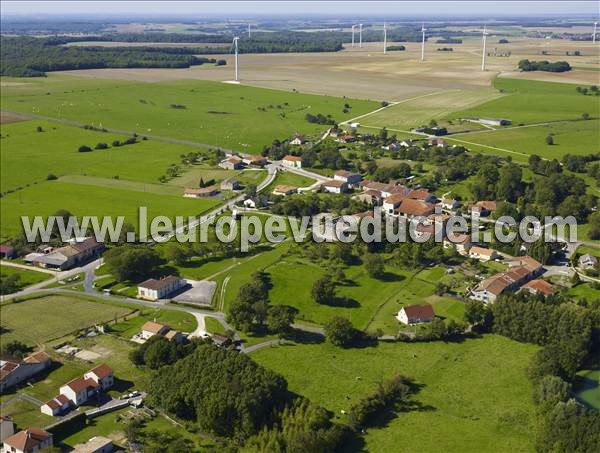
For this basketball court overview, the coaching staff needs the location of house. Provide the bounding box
[212,333,232,348]
[242,155,267,167]
[183,186,218,198]
[282,155,303,169]
[164,330,185,344]
[471,257,543,303]
[438,197,460,211]
[522,279,555,297]
[40,394,71,416]
[334,171,362,188]
[443,233,473,255]
[220,178,240,191]
[508,256,544,276]
[140,321,171,340]
[383,194,407,215]
[427,137,447,147]
[60,377,100,406]
[468,246,499,262]
[394,199,436,219]
[408,189,436,203]
[396,304,435,325]
[30,238,105,271]
[219,156,243,170]
[72,436,114,453]
[137,276,186,301]
[0,245,16,259]
[355,189,384,206]
[469,200,497,216]
[0,352,51,393]
[2,428,53,453]
[289,135,306,146]
[322,180,348,194]
[400,139,416,147]
[0,417,15,442]
[272,185,297,196]
[578,254,598,269]
[84,364,114,391]
[361,180,411,199]
[337,134,356,144]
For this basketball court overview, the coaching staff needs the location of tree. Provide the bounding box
[332,242,353,264]
[496,163,523,203]
[311,276,336,304]
[582,112,590,120]
[0,274,21,295]
[103,245,164,282]
[95,142,108,150]
[78,145,92,152]
[363,253,385,279]
[301,148,317,167]
[198,177,205,188]
[267,305,296,337]
[165,244,190,266]
[245,183,257,198]
[533,375,571,407]
[464,300,487,326]
[545,135,554,145]
[324,316,356,347]
[1,340,31,358]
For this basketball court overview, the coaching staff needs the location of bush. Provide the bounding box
[46,174,58,180]
[78,145,92,152]
[95,142,108,150]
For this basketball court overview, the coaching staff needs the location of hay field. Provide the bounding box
[52,37,600,101]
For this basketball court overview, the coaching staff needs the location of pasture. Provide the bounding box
[0,265,51,290]
[0,180,220,240]
[263,170,317,193]
[0,295,134,344]
[1,75,379,152]
[252,335,537,452]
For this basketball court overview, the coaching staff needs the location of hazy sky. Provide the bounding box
[2,1,599,17]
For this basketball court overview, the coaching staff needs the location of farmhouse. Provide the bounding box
[289,135,306,146]
[521,279,555,297]
[0,351,51,392]
[0,245,16,259]
[469,200,497,216]
[242,155,267,167]
[337,134,356,143]
[282,155,303,168]
[382,193,406,215]
[443,233,473,255]
[72,436,114,453]
[140,321,171,340]
[408,189,436,203]
[394,199,436,219]
[60,377,100,406]
[397,304,435,325]
[272,185,297,196]
[220,178,240,191]
[578,254,598,269]
[322,179,348,194]
[427,138,447,148]
[2,428,53,453]
[212,333,232,348]
[164,330,185,344]
[468,246,499,262]
[137,276,186,301]
[355,189,384,206]
[219,156,243,170]
[334,170,362,187]
[40,394,71,417]
[84,364,114,391]
[29,238,105,271]
[438,197,460,211]
[183,186,218,198]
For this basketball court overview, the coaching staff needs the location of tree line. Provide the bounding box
[518,59,571,72]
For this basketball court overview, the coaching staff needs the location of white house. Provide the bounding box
[289,135,306,146]
[2,428,53,453]
[272,185,297,196]
[140,321,171,340]
[579,254,598,269]
[137,276,186,301]
[60,377,99,406]
[40,394,71,417]
[84,364,114,391]
[282,155,303,169]
[0,352,51,393]
[220,178,240,191]
[438,197,460,210]
[396,304,435,325]
[468,246,499,262]
[334,171,362,188]
[322,180,348,194]
[219,156,243,170]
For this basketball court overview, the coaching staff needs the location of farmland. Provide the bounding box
[0,266,51,291]
[0,75,379,152]
[253,335,538,452]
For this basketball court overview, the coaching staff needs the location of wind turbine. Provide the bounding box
[359,23,363,48]
[248,24,251,38]
[383,22,387,54]
[232,37,239,82]
[481,25,489,71]
[594,22,598,44]
[351,24,356,47]
[421,23,427,61]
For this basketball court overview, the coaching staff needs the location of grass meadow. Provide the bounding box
[1,75,379,152]
[252,335,537,452]
[0,265,51,290]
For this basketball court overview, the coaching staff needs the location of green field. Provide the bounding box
[0,120,212,192]
[253,335,537,452]
[0,180,220,240]
[1,75,379,152]
[109,307,197,338]
[0,265,51,291]
[451,78,600,125]
[263,170,317,193]
[0,295,134,344]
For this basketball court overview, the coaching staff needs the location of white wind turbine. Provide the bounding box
[359,23,363,48]
[594,22,598,44]
[481,25,489,71]
[383,22,387,54]
[351,24,356,47]
[421,23,427,61]
[248,24,251,38]
[232,36,239,82]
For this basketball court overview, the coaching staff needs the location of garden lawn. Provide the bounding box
[262,170,317,193]
[0,295,134,344]
[252,335,538,453]
[108,308,197,338]
[1,75,379,153]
